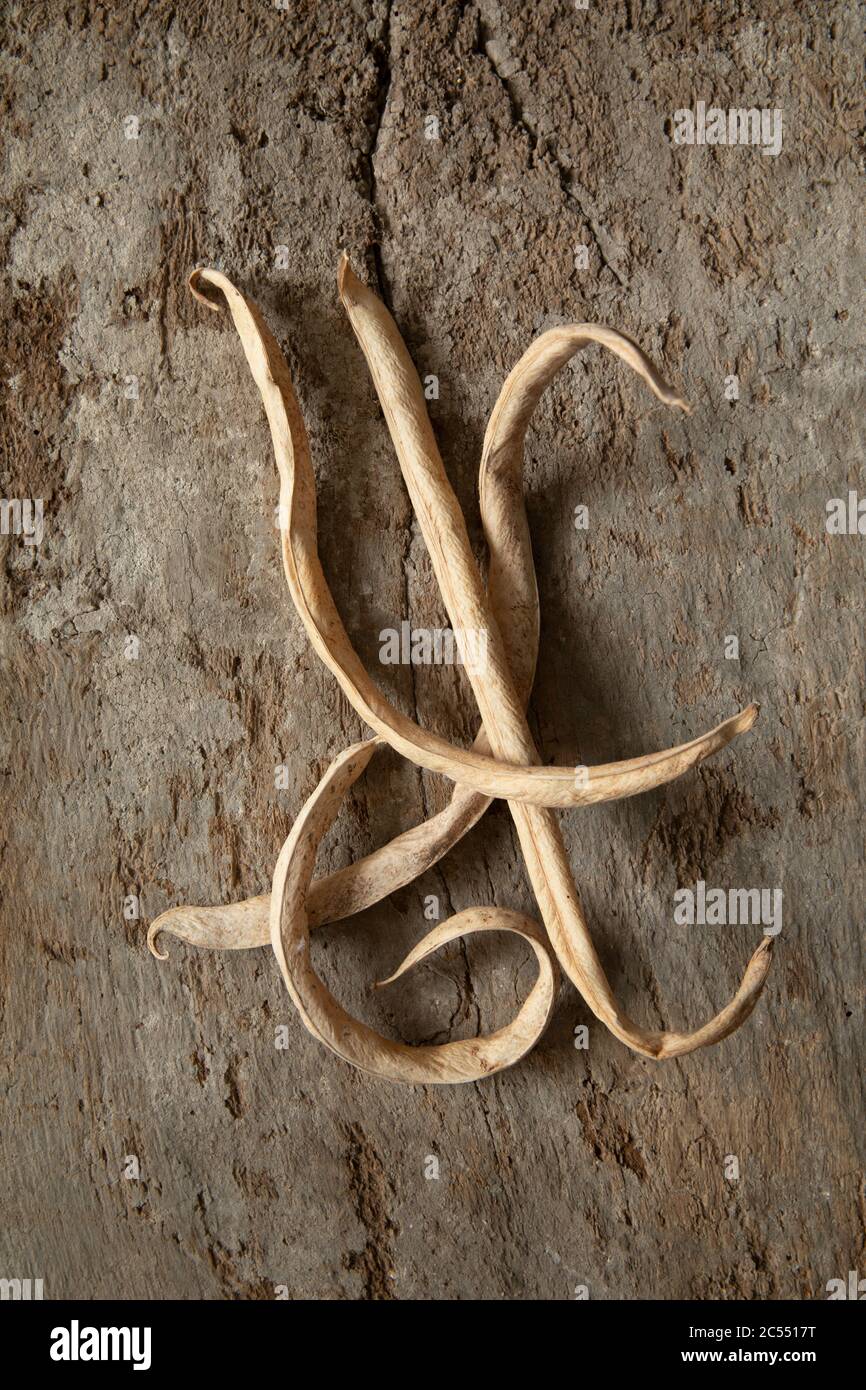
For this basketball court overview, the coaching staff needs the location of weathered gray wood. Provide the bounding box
[1,0,862,1299]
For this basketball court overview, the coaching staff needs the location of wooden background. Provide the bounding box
[1,0,862,1299]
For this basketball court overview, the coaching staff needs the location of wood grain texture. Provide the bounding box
[0,0,862,1299]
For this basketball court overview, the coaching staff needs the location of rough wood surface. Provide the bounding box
[1,0,862,1300]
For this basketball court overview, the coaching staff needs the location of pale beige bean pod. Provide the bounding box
[269,738,557,1084]
[336,259,772,1060]
[148,777,489,958]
